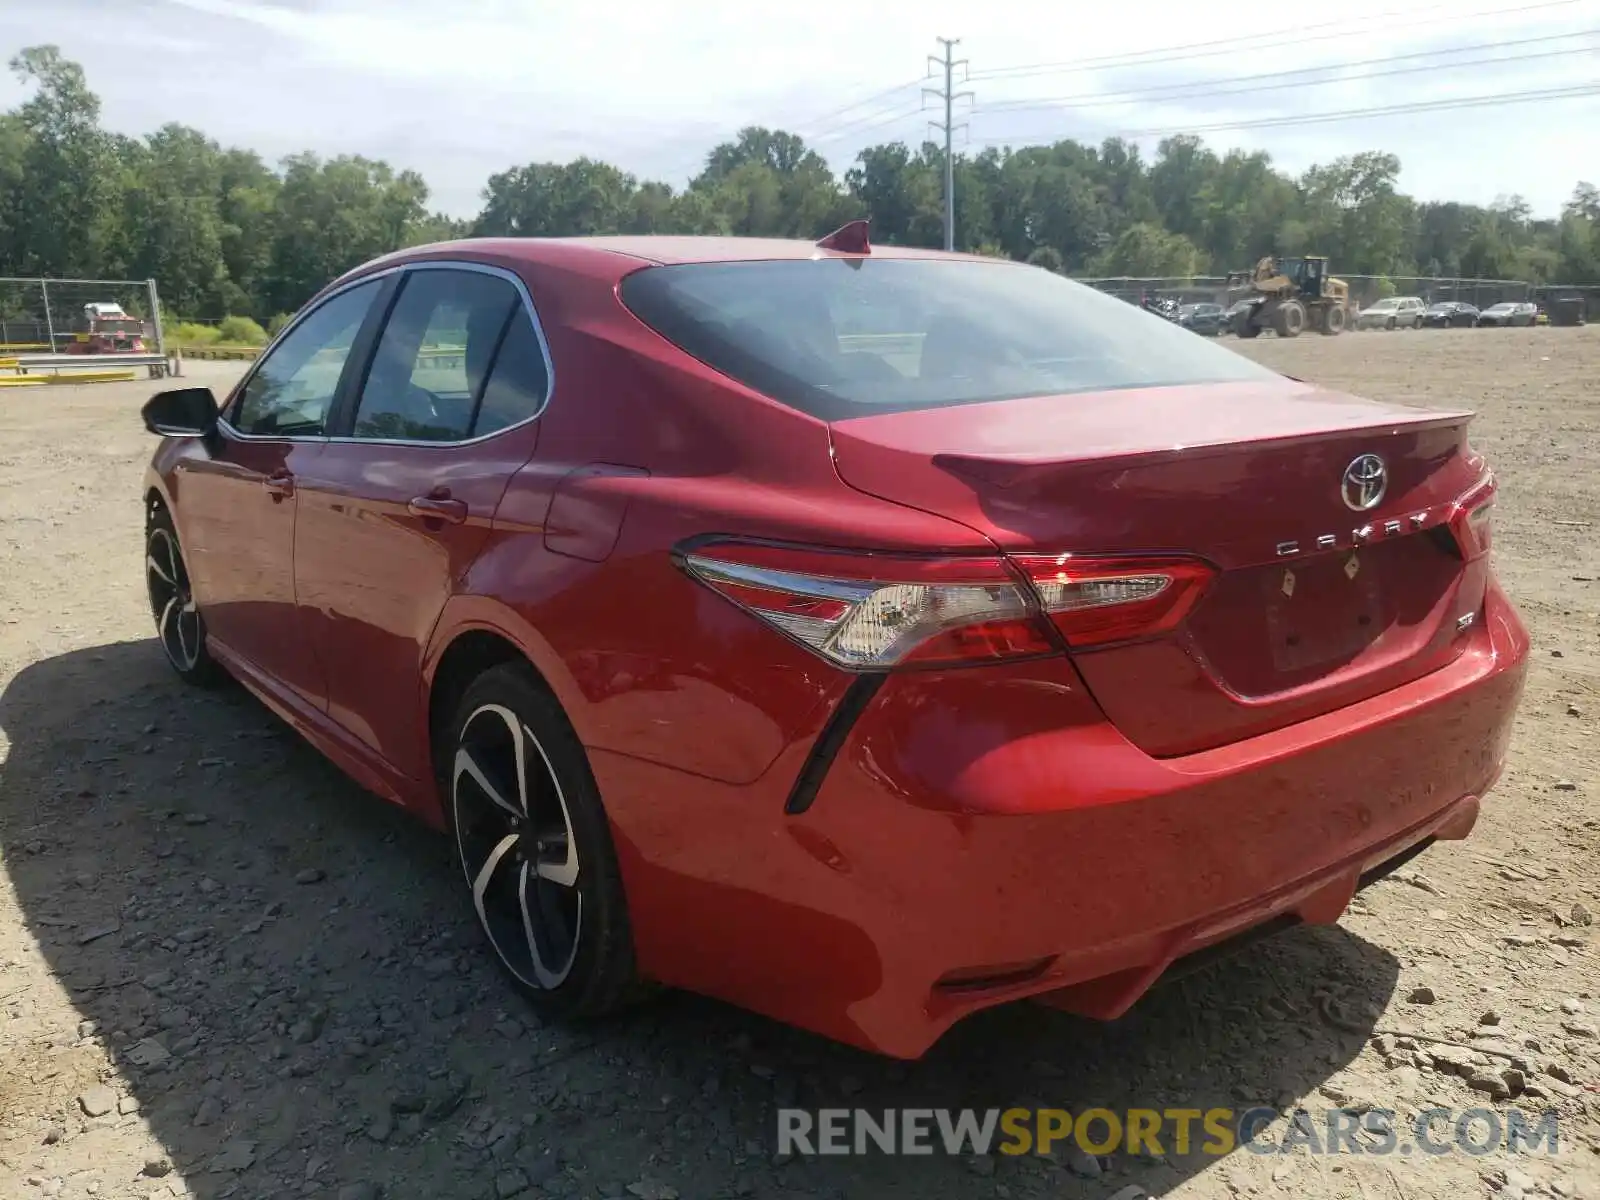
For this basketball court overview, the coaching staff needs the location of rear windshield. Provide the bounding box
[620,258,1278,421]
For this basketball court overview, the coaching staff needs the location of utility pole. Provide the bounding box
[924,37,972,252]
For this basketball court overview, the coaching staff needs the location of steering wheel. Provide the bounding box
[395,380,443,423]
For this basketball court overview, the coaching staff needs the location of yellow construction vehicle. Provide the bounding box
[1226,255,1351,338]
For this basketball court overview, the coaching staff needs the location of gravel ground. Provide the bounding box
[1,330,1597,1200]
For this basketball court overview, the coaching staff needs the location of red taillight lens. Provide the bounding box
[1448,472,1495,559]
[1012,554,1216,649]
[680,541,1216,669]
[680,542,1053,669]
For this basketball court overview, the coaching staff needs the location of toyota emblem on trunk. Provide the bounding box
[1341,454,1388,512]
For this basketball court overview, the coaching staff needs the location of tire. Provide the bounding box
[1321,305,1346,335]
[145,506,221,686]
[1272,300,1306,338]
[446,662,643,1021]
[1385,318,1396,331]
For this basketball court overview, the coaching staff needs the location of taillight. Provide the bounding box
[1448,472,1495,559]
[680,542,1051,669]
[1012,554,1216,648]
[679,541,1216,670]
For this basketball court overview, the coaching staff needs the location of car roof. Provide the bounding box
[389,235,985,269]
[328,235,1004,297]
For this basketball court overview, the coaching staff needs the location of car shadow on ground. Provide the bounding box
[0,640,1402,1200]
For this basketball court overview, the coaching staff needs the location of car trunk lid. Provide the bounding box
[829,379,1489,756]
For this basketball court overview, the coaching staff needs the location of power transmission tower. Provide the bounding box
[924,37,972,252]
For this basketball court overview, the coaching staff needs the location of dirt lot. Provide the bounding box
[1,330,1597,1200]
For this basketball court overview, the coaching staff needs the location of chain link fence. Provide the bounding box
[1073,276,1233,305]
[1073,273,1543,310]
[0,277,165,357]
[1075,273,1595,323]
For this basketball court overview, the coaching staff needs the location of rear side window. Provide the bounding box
[620,259,1277,421]
[474,308,550,436]
[352,269,520,442]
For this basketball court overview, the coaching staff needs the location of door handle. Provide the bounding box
[263,471,295,500]
[407,494,468,524]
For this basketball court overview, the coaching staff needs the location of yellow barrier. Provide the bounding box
[173,345,261,360]
[0,343,51,352]
[43,370,138,384]
[0,376,46,388]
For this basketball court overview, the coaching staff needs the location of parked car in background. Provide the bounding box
[1421,301,1479,329]
[1476,301,1538,328]
[1139,294,1181,322]
[136,229,1530,1059]
[1179,302,1228,336]
[1356,297,1426,330]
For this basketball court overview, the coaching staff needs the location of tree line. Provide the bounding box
[2,44,1597,324]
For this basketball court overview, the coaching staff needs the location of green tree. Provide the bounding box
[694,127,856,238]
[6,45,126,275]
[845,143,942,246]
[1298,151,1415,275]
[3,44,1596,329]
[696,126,830,186]
[475,157,640,238]
[1092,222,1204,277]
[266,153,429,312]
[1026,246,1064,273]
[122,125,229,315]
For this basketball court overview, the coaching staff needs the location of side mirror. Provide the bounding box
[141,387,219,439]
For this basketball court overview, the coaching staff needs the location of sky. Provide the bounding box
[3,0,1597,220]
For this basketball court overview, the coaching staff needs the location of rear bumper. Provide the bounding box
[598,579,1529,1059]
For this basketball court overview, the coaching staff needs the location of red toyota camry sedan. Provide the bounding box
[140,226,1528,1058]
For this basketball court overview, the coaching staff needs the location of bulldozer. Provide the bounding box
[1226,255,1351,338]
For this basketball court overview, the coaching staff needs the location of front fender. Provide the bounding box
[143,464,171,515]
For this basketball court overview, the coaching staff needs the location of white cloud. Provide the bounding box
[2,0,1596,215]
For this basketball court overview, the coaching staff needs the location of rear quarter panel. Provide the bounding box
[427,257,994,792]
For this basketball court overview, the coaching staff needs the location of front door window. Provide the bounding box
[230,280,381,437]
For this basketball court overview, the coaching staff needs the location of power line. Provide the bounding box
[793,0,1591,151]
[796,10,1434,143]
[971,83,1600,145]
[798,8,1440,142]
[789,79,926,137]
[972,29,1599,116]
[925,38,973,252]
[965,0,1588,82]
[805,33,1592,155]
[808,101,931,144]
